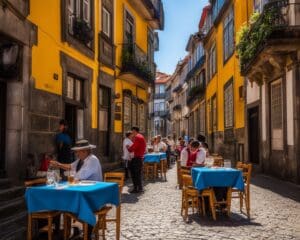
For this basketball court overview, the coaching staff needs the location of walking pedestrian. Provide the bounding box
[128,126,146,193]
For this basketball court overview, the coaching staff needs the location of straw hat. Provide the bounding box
[71,139,96,151]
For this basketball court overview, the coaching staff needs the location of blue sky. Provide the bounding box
[155,0,208,74]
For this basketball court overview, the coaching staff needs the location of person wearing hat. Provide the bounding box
[50,139,103,181]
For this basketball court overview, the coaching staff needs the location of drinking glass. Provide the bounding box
[68,170,76,184]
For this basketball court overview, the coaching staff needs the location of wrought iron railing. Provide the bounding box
[185,55,205,82]
[154,93,166,99]
[239,0,300,73]
[121,43,155,83]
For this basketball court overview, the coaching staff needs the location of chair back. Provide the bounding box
[181,174,193,188]
[24,178,47,187]
[104,172,125,194]
[180,166,191,176]
[236,162,252,187]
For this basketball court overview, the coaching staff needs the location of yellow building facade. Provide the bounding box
[114,0,164,140]
[202,0,252,162]
[24,0,163,169]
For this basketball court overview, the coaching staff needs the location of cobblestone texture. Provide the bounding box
[105,166,300,240]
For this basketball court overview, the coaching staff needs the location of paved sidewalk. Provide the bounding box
[106,165,300,240]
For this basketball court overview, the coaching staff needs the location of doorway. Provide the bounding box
[65,103,77,144]
[0,82,6,174]
[248,106,260,164]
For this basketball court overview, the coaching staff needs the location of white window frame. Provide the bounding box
[102,7,111,37]
[83,0,90,23]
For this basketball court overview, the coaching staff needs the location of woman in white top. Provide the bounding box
[122,131,133,179]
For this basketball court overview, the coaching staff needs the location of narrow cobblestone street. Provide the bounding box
[106,166,300,240]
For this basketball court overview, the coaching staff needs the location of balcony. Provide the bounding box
[154,93,166,99]
[187,85,205,106]
[185,55,205,82]
[154,110,168,117]
[173,104,182,111]
[165,90,173,102]
[172,84,183,93]
[128,0,164,30]
[119,43,156,84]
[238,0,300,82]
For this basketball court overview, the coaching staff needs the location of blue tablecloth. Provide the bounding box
[144,153,167,163]
[191,167,244,191]
[25,181,119,226]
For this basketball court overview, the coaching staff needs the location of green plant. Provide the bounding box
[236,6,279,72]
[73,18,93,44]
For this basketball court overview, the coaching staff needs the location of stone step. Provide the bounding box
[0,186,25,202]
[0,197,26,219]
[0,210,27,236]
[0,178,11,189]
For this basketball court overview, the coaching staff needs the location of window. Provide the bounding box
[123,95,132,132]
[83,0,90,23]
[68,0,75,34]
[224,80,234,128]
[66,74,83,102]
[138,104,145,133]
[212,95,217,131]
[254,0,269,13]
[199,100,205,134]
[125,11,134,43]
[159,85,165,93]
[223,6,234,62]
[99,86,111,156]
[132,103,137,127]
[208,43,217,80]
[102,7,111,37]
[159,102,165,111]
[270,79,283,150]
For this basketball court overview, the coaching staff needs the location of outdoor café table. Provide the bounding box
[25,181,120,239]
[191,167,244,191]
[144,152,167,163]
[191,167,244,215]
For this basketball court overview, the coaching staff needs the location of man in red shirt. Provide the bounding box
[128,126,146,193]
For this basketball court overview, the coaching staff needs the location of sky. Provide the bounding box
[155,0,208,75]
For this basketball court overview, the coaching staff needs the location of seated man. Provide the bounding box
[50,139,102,240]
[50,139,103,181]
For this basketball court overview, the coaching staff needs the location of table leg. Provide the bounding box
[116,205,121,240]
[226,187,232,217]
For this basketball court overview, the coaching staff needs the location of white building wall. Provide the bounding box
[286,69,294,145]
[247,81,260,104]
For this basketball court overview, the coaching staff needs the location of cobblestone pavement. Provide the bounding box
[105,165,300,240]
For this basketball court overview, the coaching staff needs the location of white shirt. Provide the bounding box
[71,154,103,181]
[153,141,167,152]
[180,147,189,166]
[195,148,206,165]
[122,138,133,160]
[168,139,175,151]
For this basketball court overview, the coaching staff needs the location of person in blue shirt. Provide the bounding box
[55,119,73,165]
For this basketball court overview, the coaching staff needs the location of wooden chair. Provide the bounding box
[179,166,191,189]
[144,163,157,180]
[176,160,181,186]
[157,159,167,181]
[93,172,124,240]
[232,163,252,218]
[181,174,201,221]
[25,178,61,240]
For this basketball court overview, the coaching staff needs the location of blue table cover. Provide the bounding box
[25,181,119,226]
[191,167,244,191]
[144,152,167,163]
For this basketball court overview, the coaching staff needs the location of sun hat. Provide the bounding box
[71,139,96,151]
